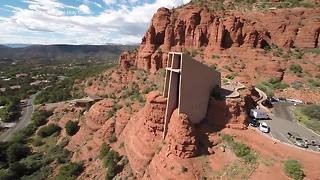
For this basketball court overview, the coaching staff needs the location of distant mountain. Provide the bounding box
[3,44,33,48]
[0,44,137,63]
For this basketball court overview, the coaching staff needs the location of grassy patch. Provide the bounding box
[256,77,289,97]
[283,159,304,180]
[291,81,304,90]
[290,64,303,74]
[213,161,256,179]
[37,124,61,138]
[308,79,320,88]
[226,73,238,80]
[260,158,275,167]
[293,105,320,134]
[56,162,84,180]
[220,134,258,163]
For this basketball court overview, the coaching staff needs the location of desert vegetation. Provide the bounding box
[256,77,289,97]
[65,120,80,136]
[220,134,257,163]
[99,143,122,180]
[283,159,304,180]
[0,108,79,180]
[293,105,320,134]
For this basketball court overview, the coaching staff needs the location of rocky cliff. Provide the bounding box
[119,5,320,73]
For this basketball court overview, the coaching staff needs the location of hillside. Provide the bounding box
[0,44,138,63]
[120,2,320,102]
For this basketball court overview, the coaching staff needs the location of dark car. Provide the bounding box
[249,119,260,127]
[278,97,286,102]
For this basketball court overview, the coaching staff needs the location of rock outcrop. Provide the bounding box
[143,109,199,180]
[123,91,167,177]
[206,97,248,129]
[165,109,197,158]
[119,5,320,73]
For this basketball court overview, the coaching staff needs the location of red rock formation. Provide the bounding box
[143,110,199,179]
[206,97,247,129]
[165,109,197,158]
[119,51,137,70]
[119,5,320,73]
[84,99,114,130]
[123,91,166,177]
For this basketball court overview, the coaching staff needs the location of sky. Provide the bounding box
[0,0,190,45]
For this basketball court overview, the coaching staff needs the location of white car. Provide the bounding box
[259,122,270,133]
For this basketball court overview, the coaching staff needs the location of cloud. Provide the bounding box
[94,2,103,8]
[0,0,191,44]
[79,4,91,14]
[103,0,117,5]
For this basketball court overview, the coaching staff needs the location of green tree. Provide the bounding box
[7,143,30,162]
[56,162,84,180]
[65,120,79,136]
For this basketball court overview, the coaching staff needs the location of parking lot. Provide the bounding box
[256,102,320,151]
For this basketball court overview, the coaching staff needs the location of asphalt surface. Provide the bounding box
[0,94,36,142]
[259,102,320,151]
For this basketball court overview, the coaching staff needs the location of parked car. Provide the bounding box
[249,119,260,127]
[278,97,286,102]
[259,122,270,133]
[294,137,308,148]
[250,109,269,119]
[268,97,279,103]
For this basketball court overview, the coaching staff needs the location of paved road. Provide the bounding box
[259,102,320,151]
[0,94,36,142]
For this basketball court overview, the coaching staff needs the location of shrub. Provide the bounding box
[291,81,304,90]
[221,134,233,143]
[56,162,84,180]
[232,142,251,157]
[100,143,111,159]
[109,134,117,143]
[103,149,121,180]
[31,110,52,127]
[105,165,116,180]
[0,169,14,180]
[212,54,220,59]
[37,124,61,138]
[181,166,188,173]
[256,83,274,97]
[226,73,238,80]
[7,143,30,162]
[284,160,304,180]
[268,78,289,90]
[65,120,80,136]
[21,166,52,180]
[106,110,116,119]
[8,162,28,178]
[9,132,29,144]
[221,134,257,163]
[290,64,303,74]
[32,137,44,147]
[119,142,124,149]
[308,79,320,87]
